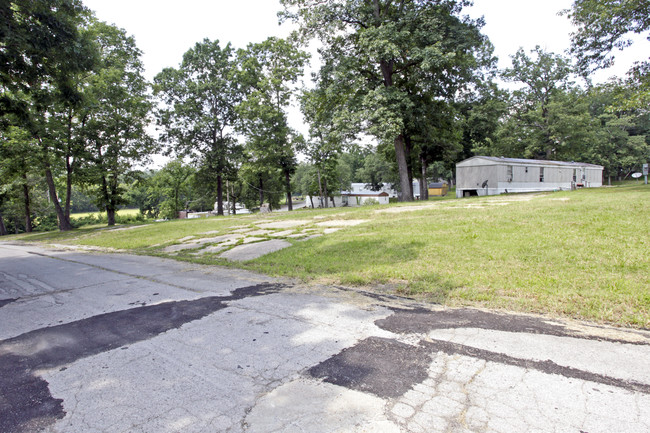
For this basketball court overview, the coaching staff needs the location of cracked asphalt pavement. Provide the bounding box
[1,242,649,433]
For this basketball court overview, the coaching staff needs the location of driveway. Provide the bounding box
[1,242,649,432]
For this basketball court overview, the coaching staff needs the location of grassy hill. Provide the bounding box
[15,184,650,327]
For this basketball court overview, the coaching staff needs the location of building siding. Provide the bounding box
[456,157,603,198]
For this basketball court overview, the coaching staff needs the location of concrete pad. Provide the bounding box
[196,234,243,245]
[323,228,340,234]
[245,229,272,236]
[192,245,226,255]
[256,220,308,229]
[315,219,369,227]
[162,242,203,253]
[241,237,266,244]
[219,240,291,261]
[268,230,295,237]
[245,378,401,433]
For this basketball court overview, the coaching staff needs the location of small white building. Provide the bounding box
[305,189,390,208]
[456,156,603,198]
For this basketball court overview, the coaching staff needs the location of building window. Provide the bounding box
[539,167,545,182]
[506,165,513,182]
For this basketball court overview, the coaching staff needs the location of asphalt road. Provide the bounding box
[1,242,649,433]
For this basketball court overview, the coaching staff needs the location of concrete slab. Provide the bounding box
[219,240,291,261]
[162,242,203,253]
[245,379,401,433]
[241,237,266,244]
[245,229,272,236]
[192,245,226,255]
[315,219,369,227]
[268,230,295,237]
[256,220,308,229]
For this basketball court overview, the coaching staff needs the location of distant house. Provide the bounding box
[456,156,604,198]
[341,190,390,206]
[305,190,389,208]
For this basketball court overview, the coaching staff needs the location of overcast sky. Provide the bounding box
[82,0,646,162]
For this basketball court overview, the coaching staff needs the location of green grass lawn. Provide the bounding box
[15,185,650,328]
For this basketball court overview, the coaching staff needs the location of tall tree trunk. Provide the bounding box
[44,166,73,231]
[0,212,7,236]
[394,134,413,201]
[259,175,264,208]
[100,174,116,226]
[231,184,237,215]
[65,156,73,221]
[22,174,32,233]
[317,167,326,208]
[106,206,116,226]
[420,155,428,201]
[64,109,75,221]
[323,178,329,208]
[216,174,224,216]
[405,135,413,192]
[285,171,293,211]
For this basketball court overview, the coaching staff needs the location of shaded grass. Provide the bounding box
[14,185,650,327]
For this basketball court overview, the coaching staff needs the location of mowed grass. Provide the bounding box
[18,185,650,327]
[246,186,650,327]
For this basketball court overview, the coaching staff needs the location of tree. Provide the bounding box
[457,82,509,159]
[281,0,490,201]
[156,160,196,219]
[154,39,241,216]
[1,0,96,231]
[300,69,353,207]
[565,0,650,109]
[585,83,650,183]
[357,151,392,191]
[0,126,40,232]
[80,21,154,226]
[498,47,593,160]
[236,37,308,210]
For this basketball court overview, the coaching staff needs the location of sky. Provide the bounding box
[82,0,647,163]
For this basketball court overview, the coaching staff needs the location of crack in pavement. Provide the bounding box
[0,282,285,433]
[0,298,18,308]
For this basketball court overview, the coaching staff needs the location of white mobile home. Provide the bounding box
[456,156,603,198]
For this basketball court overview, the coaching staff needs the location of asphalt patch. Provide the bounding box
[376,307,569,336]
[0,282,284,433]
[308,336,430,398]
[375,307,648,345]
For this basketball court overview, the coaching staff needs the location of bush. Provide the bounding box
[362,198,380,206]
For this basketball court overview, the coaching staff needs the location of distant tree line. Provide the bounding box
[1,0,648,233]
